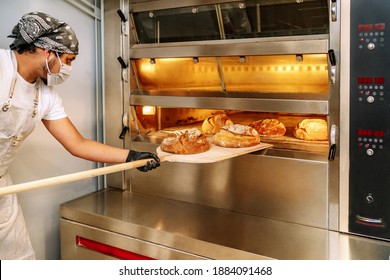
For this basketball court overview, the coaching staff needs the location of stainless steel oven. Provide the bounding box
[60,0,390,260]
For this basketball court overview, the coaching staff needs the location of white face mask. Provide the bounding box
[45,52,72,86]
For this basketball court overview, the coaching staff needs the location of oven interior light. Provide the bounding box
[239,56,246,63]
[150,58,156,64]
[238,2,246,9]
[142,106,156,115]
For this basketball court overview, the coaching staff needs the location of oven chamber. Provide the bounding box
[60,0,390,260]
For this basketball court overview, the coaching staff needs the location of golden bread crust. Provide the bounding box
[213,124,260,148]
[202,114,234,135]
[250,119,286,136]
[160,128,210,154]
[293,119,328,141]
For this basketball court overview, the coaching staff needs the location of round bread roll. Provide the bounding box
[213,124,260,148]
[202,114,234,135]
[160,128,210,154]
[293,119,328,141]
[250,119,286,137]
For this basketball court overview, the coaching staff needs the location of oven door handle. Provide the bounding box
[328,49,337,85]
[328,124,337,161]
[330,0,337,22]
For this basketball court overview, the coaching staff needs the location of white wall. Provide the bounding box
[0,0,101,259]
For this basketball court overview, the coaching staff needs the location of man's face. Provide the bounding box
[38,49,77,84]
[47,51,77,73]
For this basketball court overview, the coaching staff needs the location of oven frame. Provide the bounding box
[59,0,390,260]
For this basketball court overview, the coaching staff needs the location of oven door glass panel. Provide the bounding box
[132,0,329,44]
[131,106,329,154]
[133,57,221,91]
[221,54,329,94]
[133,54,328,94]
[222,0,329,39]
[133,5,220,44]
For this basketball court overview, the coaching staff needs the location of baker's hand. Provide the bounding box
[126,150,160,172]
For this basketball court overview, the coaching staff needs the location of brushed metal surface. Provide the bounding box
[61,219,207,260]
[131,143,329,229]
[104,0,130,189]
[60,189,390,260]
[61,189,322,259]
[327,0,341,233]
[130,37,329,58]
[130,93,329,114]
[129,0,318,13]
[130,0,238,12]
[339,0,351,233]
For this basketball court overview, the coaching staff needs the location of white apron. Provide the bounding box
[0,55,39,259]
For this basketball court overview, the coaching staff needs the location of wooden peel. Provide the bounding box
[0,158,163,197]
[0,142,272,196]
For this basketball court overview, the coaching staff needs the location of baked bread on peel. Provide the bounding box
[213,124,260,148]
[160,128,210,154]
[202,114,234,135]
[250,119,286,137]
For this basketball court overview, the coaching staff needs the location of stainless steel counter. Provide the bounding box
[60,188,390,260]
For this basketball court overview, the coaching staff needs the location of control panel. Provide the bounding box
[357,23,386,51]
[356,77,385,103]
[349,0,390,240]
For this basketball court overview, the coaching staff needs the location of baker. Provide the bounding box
[0,12,160,260]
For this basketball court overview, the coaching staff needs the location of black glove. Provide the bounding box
[126,150,160,172]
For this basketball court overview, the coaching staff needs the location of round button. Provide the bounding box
[366,149,374,156]
[366,194,374,204]
[367,96,375,103]
[367,43,376,50]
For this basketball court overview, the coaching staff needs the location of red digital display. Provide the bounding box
[358,129,384,138]
[358,23,385,31]
[357,77,385,84]
[374,77,385,84]
[358,77,373,84]
[374,130,385,137]
[375,23,386,30]
[358,24,374,31]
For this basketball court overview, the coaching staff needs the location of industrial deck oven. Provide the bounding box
[60,0,390,260]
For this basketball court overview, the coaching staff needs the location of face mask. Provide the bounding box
[45,52,72,86]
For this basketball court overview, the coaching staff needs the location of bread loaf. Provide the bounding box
[202,114,234,135]
[213,124,260,148]
[250,119,286,137]
[293,119,328,141]
[160,128,210,154]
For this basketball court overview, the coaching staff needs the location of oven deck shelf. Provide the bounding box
[60,188,390,260]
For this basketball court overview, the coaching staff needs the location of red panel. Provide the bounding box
[76,236,154,260]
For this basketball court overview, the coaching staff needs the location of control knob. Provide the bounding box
[365,194,374,204]
[367,96,375,103]
[366,148,374,156]
[367,43,376,50]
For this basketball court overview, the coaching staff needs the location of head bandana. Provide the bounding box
[8,12,79,54]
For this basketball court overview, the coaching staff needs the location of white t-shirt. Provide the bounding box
[0,49,67,120]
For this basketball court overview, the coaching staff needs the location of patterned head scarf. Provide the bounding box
[8,12,79,54]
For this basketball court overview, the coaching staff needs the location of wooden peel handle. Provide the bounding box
[0,158,162,197]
